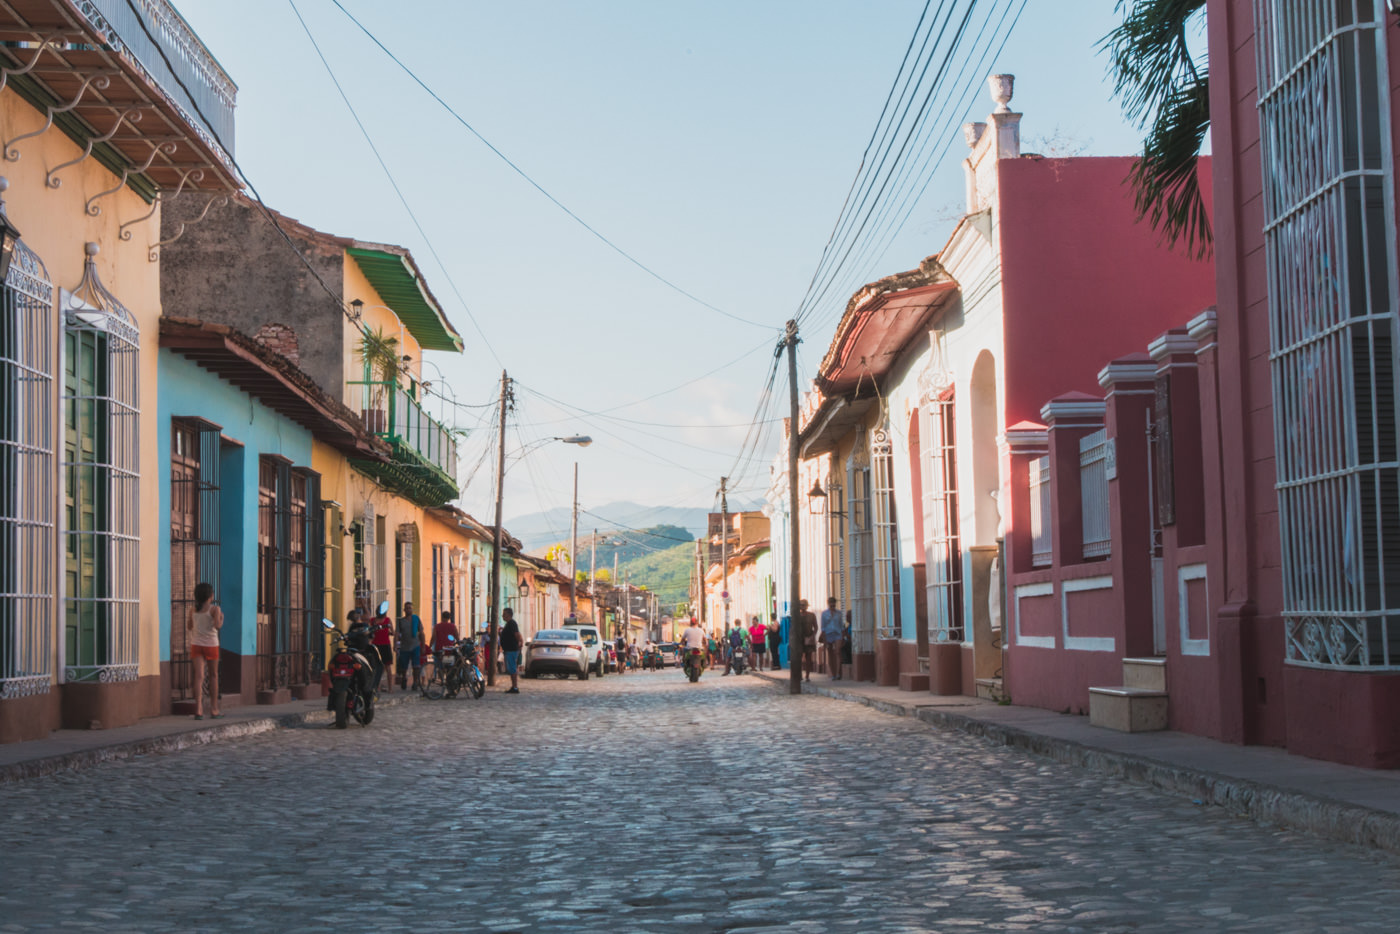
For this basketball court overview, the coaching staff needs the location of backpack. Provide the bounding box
[729,629,744,648]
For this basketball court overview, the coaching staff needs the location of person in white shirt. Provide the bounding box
[680,619,706,651]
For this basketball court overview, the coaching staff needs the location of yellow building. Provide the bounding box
[0,0,239,740]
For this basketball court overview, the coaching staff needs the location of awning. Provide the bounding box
[799,394,877,459]
[347,246,462,352]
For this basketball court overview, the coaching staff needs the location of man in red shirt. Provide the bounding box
[370,602,394,693]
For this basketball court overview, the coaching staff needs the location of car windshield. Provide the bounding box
[659,643,677,652]
[534,630,579,642]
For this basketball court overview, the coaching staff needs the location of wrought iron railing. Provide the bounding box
[347,379,459,503]
[82,0,237,157]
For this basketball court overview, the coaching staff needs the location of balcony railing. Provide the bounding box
[83,0,238,156]
[348,379,459,505]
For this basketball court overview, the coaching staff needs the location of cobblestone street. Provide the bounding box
[3,672,1400,933]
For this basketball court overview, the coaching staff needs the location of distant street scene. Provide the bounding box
[4,675,1400,932]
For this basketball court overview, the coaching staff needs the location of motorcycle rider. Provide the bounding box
[680,617,707,677]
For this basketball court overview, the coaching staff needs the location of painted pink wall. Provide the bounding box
[997,157,1217,427]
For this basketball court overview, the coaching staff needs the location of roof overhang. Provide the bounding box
[347,245,462,352]
[0,0,240,197]
[159,317,387,461]
[798,393,877,459]
[817,256,958,397]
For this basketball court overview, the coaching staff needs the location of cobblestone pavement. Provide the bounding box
[3,672,1400,933]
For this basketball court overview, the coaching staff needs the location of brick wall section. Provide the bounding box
[252,322,300,365]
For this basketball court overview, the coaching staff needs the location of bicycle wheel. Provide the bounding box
[422,667,447,700]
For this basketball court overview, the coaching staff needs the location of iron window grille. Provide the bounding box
[255,457,323,691]
[62,246,139,685]
[1029,456,1053,568]
[870,426,903,640]
[923,396,965,643]
[847,432,875,655]
[1,237,53,698]
[1255,0,1400,669]
[826,477,847,617]
[1080,428,1112,559]
[168,417,221,703]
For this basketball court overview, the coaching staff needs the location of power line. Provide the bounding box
[328,0,775,332]
[288,0,502,367]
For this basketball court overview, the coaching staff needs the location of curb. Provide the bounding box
[0,692,419,786]
[766,674,1400,855]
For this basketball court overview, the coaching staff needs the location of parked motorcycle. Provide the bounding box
[447,635,486,700]
[729,646,748,675]
[683,646,706,683]
[323,617,377,729]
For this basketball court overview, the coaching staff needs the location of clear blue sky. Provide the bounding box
[174,0,1147,531]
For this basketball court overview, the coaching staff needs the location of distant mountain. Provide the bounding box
[507,500,755,552]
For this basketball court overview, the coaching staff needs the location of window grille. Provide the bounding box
[826,477,846,613]
[923,397,964,643]
[1080,429,1112,559]
[432,543,447,625]
[1030,456,1052,568]
[1,238,54,698]
[323,502,342,626]
[848,437,875,655]
[255,458,322,691]
[870,427,902,639]
[169,418,221,703]
[1255,1,1400,669]
[62,247,139,684]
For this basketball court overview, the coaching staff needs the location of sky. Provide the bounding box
[171,0,1150,534]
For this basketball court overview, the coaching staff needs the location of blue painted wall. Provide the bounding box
[157,350,315,659]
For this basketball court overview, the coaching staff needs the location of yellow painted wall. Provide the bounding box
[2,89,167,684]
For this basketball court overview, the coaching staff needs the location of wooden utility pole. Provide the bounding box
[487,370,509,687]
[589,529,597,624]
[785,320,803,694]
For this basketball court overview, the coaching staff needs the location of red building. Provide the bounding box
[1004,3,1400,768]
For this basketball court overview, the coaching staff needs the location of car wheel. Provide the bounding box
[578,664,589,681]
[595,658,605,678]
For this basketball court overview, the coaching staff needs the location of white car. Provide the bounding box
[523,629,589,680]
[562,623,607,677]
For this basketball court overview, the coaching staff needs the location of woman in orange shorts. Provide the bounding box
[187,582,224,720]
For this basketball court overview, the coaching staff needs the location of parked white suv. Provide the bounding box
[562,621,607,677]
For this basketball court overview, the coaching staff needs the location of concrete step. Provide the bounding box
[975,677,1003,701]
[1089,686,1169,732]
[1122,657,1167,692]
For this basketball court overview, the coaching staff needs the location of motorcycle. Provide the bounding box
[729,644,748,675]
[683,646,706,683]
[323,617,377,729]
[424,635,486,700]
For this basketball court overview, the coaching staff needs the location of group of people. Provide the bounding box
[343,603,526,696]
[673,595,852,681]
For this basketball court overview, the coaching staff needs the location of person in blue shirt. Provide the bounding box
[820,597,844,680]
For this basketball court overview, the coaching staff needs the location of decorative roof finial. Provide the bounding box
[989,74,1014,113]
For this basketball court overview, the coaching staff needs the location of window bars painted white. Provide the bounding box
[847,446,875,655]
[1255,0,1400,669]
[1,238,53,698]
[1030,455,1053,568]
[62,244,139,685]
[923,398,964,643]
[1080,429,1112,559]
[870,427,902,640]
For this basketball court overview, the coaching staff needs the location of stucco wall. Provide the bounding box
[156,350,315,659]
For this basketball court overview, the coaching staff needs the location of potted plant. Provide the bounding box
[356,326,400,435]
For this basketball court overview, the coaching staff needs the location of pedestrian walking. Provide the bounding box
[798,599,818,682]
[370,602,394,693]
[766,616,782,670]
[748,615,767,670]
[500,608,522,693]
[186,582,223,720]
[820,597,845,680]
[396,602,424,691]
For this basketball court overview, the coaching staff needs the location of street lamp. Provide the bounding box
[0,179,23,282]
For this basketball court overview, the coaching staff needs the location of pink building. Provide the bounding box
[1004,3,1400,768]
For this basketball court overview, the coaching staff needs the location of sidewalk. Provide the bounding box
[0,690,419,784]
[750,668,1400,854]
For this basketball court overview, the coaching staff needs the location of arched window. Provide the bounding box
[1,230,54,697]
[62,243,140,684]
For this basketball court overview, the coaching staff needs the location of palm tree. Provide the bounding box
[1101,0,1211,259]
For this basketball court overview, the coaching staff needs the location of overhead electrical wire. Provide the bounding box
[289,0,503,368]
[328,0,774,332]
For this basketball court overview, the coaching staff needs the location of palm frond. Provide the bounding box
[1102,0,1212,257]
